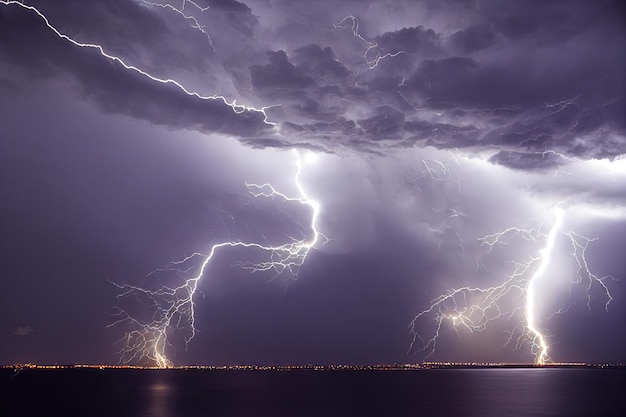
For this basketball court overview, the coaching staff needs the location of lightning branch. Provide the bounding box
[108,151,325,367]
[409,206,615,364]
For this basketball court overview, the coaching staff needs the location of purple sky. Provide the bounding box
[1,0,625,366]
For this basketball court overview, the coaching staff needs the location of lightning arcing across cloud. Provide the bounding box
[334,15,408,70]
[139,0,216,52]
[409,206,614,364]
[0,0,272,122]
[109,150,325,367]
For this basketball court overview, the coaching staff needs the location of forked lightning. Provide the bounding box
[410,206,614,364]
[109,151,324,367]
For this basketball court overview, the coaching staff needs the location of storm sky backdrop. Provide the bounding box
[1,0,624,366]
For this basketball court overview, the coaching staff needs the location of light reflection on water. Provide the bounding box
[460,368,574,416]
[133,368,622,417]
[146,378,173,417]
[2,368,623,417]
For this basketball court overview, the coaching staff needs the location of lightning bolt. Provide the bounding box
[561,231,614,312]
[109,150,326,367]
[334,15,408,70]
[409,206,614,364]
[1,0,272,122]
[139,0,216,52]
[421,159,463,190]
[525,207,564,364]
[3,0,325,367]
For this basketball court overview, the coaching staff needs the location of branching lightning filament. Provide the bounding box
[525,207,564,364]
[409,207,614,364]
[1,0,272,121]
[334,15,408,69]
[109,151,325,367]
[139,0,216,52]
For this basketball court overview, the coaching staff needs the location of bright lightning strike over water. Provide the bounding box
[109,150,325,367]
[409,206,614,364]
[526,207,564,364]
[6,0,320,367]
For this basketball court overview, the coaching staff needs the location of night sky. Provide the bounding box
[1,0,625,366]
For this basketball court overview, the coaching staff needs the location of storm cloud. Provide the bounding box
[1,0,625,366]
[1,0,623,168]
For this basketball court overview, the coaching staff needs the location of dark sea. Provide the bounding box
[1,368,624,417]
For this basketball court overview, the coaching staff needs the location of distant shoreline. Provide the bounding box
[2,363,624,371]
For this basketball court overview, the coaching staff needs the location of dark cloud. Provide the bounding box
[488,151,565,171]
[14,327,34,336]
[211,0,252,12]
[250,50,316,90]
[374,26,442,56]
[208,0,259,38]
[22,0,215,72]
[0,2,269,138]
[358,105,405,138]
[446,23,498,53]
[3,0,624,169]
[292,44,351,83]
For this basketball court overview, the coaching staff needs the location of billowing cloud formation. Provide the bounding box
[0,0,269,138]
[1,0,623,168]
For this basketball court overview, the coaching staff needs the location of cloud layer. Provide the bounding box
[1,0,623,168]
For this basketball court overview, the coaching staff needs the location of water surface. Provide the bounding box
[1,368,624,416]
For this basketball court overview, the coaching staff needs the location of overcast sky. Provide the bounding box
[1,0,624,366]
